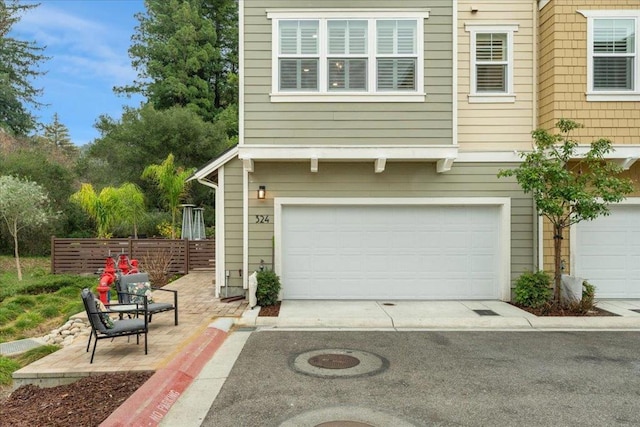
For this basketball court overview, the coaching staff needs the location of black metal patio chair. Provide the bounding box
[81,288,148,364]
[114,272,178,326]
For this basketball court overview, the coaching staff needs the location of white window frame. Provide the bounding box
[579,10,640,102]
[465,24,518,103]
[267,9,429,103]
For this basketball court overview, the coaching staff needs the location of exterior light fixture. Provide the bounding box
[258,185,266,199]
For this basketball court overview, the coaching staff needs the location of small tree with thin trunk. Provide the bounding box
[116,183,146,238]
[0,175,55,280]
[70,183,121,238]
[142,154,195,239]
[498,119,634,303]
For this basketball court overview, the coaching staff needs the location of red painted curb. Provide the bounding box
[101,326,228,427]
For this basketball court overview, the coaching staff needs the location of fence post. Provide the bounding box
[51,235,55,274]
[184,239,190,273]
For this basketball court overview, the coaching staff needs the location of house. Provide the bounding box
[191,0,544,301]
[537,0,640,298]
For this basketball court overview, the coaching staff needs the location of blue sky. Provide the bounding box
[12,0,146,145]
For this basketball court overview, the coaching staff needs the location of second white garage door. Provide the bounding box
[280,204,503,300]
[574,204,640,298]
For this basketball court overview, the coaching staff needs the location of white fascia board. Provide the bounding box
[266,9,430,19]
[238,145,458,161]
[573,145,640,160]
[456,151,524,163]
[457,145,640,164]
[189,146,239,181]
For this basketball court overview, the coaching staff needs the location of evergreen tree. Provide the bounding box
[0,1,47,135]
[116,0,220,121]
[42,113,77,155]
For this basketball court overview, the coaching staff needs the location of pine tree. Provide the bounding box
[115,0,238,120]
[42,113,76,154]
[0,1,48,135]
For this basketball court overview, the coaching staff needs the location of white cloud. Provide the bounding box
[13,2,138,86]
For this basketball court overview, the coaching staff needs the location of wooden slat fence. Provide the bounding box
[51,237,215,275]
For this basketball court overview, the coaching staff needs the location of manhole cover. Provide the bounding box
[382,302,395,306]
[316,422,374,427]
[291,349,388,378]
[280,406,418,427]
[308,354,361,369]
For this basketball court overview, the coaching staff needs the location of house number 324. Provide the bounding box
[255,215,270,224]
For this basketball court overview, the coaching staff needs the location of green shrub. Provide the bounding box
[514,270,552,308]
[38,305,61,318]
[568,281,597,314]
[10,295,36,309]
[256,270,281,307]
[61,301,84,319]
[0,327,17,343]
[14,312,44,331]
[0,357,21,385]
[20,275,82,295]
[0,303,24,324]
[14,345,60,366]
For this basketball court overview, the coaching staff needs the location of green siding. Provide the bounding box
[223,158,244,295]
[243,0,454,146]
[246,161,534,294]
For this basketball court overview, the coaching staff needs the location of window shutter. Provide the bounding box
[300,21,319,55]
[594,57,634,90]
[279,59,318,91]
[328,59,367,90]
[377,20,416,55]
[593,19,635,90]
[475,33,507,93]
[377,58,416,90]
[280,21,299,55]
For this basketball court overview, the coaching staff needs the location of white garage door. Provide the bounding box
[574,204,640,298]
[281,204,502,299]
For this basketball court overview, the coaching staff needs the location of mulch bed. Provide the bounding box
[511,303,615,317]
[0,371,153,427]
[258,301,281,317]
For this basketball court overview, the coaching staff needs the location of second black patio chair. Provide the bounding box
[81,288,148,363]
[114,272,178,326]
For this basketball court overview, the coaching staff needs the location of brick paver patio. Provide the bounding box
[12,271,247,388]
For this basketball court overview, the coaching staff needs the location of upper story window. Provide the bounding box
[267,9,428,102]
[580,10,640,101]
[465,24,518,103]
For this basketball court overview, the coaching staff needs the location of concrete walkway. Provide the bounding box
[241,299,640,330]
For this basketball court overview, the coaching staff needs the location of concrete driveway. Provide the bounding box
[196,330,640,427]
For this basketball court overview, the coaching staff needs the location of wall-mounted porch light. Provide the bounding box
[257,185,266,200]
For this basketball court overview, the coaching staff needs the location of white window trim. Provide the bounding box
[267,9,429,103]
[465,24,519,104]
[579,10,640,102]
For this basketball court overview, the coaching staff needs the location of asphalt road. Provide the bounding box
[202,330,640,427]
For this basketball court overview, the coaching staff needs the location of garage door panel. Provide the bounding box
[575,204,640,298]
[281,204,502,300]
